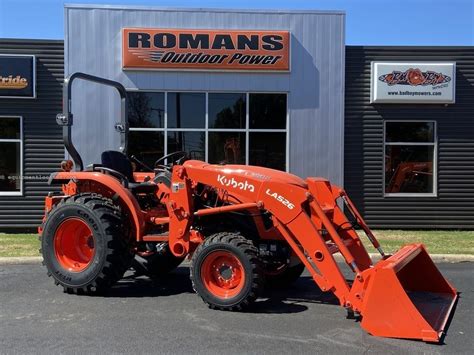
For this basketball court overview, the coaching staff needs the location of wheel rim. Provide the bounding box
[200,250,246,299]
[54,218,95,272]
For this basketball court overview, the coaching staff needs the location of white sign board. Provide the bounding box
[371,62,456,104]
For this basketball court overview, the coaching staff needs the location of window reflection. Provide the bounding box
[385,145,434,194]
[249,132,286,171]
[208,93,246,129]
[386,122,434,143]
[127,92,288,171]
[168,93,205,128]
[249,93,286,129]
[128,131,164,171]
[128,92,164,128]
[167,131,205,161]
[0,117,21,139]
[208,132,246,164]
[0,142,21,192]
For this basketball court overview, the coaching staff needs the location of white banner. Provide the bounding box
[371,62,456,104]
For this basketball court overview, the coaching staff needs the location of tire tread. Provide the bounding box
[190,232,264,311]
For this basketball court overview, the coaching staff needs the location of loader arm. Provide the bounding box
[168,161,373,306]
[167,160,457,342]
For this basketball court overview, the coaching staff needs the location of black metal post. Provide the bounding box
[56,72,129,171]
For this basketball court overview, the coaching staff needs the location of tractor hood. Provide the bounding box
[183,160,308,188]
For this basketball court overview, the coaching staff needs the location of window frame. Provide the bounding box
[126,89,289,172]
[0,115,23,196]
[383,120,437,198]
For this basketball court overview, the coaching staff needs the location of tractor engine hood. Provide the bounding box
[183,160,308,188]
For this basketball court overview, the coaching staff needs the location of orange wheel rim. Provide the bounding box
[201,250,245,299]
[54,218,95,272]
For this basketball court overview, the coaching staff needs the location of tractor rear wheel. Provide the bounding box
[40,193,133,294]
[190,232,264,311]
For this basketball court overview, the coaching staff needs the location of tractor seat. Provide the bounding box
[100,151,157,194]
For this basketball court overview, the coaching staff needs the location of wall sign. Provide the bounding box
[0,55,36,99]
[371,62,455,104]
[122,28,290,71]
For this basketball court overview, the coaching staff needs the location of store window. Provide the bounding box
[168,93,205,128]
[384,121,436,195]
[168,131,205,161]
[248,94,287,171]
[208,93,245,129]
[127,92,288,171]
[0,116,22,195]
[208,93,246,165]
[249,93,286,129]
[127,92,165,168]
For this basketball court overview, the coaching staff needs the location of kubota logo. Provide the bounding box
[379,68,451,86]
[0,75,29,89]
[217,174,255,192]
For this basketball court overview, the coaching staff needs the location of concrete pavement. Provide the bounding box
[0,263,473,354]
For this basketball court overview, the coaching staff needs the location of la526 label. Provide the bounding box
[265,189,295,210]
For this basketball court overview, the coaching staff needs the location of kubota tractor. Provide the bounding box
[39,73,457,342]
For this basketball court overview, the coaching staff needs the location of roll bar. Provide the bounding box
[56,72,129,171]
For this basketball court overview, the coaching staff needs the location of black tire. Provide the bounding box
[264,262,305,288]
[190,232,264,311]
[133,243,185,278]
[40,193,133,294]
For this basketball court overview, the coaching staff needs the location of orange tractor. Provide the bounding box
[40,73,457,342]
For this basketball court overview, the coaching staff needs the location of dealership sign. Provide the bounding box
[371,62,455,104]
[122,28,290,71]
[0,55,36,98]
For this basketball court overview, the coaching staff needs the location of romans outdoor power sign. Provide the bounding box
[122,28,290,71]
[370,62,456,104]
[0,55,36,98]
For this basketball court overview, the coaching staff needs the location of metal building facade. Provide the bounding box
[65,5,345,185]
[345,46,474,229]
[0,39,64,230]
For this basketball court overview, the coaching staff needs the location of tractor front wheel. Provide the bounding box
[190,233,264,311]
[40,194,133,294]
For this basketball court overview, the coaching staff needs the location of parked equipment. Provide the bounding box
[40,73,457,342]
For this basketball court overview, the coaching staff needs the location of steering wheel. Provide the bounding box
[154,151,188,170]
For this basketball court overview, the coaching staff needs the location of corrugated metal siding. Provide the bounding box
[65,5,345,185]
[345,46,474,229]
[0,40,64,230]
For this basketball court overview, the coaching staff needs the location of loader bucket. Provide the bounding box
[360,243,457,342]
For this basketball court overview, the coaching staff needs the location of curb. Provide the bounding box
[0,256,42,265]
[0,254,473,265]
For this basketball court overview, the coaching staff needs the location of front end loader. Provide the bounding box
[39,73,457,343]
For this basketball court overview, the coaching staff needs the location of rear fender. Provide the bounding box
[49,171,145,240]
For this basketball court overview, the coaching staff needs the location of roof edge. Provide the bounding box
[64,3,345,15]
[0,38,64,43]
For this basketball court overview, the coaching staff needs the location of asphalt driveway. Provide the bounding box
[0,262,472,354]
